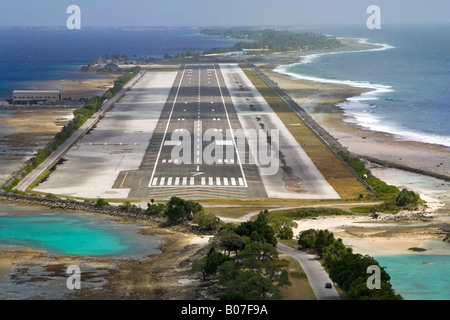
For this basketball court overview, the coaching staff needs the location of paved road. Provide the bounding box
[277,243,340,300]
[218,204,347,300]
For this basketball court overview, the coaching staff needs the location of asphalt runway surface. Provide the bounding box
[36,64,339,200]
[117,64,268,199]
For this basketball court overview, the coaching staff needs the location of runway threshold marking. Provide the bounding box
[148,66,187,187]
[147,64,248,189]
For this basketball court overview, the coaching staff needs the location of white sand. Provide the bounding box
[367,162,450,214]
[290,165,450,257]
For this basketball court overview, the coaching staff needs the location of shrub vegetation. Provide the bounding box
[297,229,402,300]
[190,210,291,300]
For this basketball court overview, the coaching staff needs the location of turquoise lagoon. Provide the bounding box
[376,254,450,300]
[0,204,163,258]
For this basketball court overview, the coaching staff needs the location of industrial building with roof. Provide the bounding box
[12,90,62,104]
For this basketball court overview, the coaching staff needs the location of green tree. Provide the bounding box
[185,200,203,218]
[314,229,335,258]
[164,197,204,222]
[278,226,294,240]
[147,202,166,214]
[95,198,109,207]
[345,281,402,300]
[221,270,282,300]
[396,188,421,207]
[235,210,277,247]
[216,230,246,256]
[193,211,222,231]
[165,196,188,222]
[264,262,291,289]
[203,247,232,276]
[267,215,297,239]
[239,241,278,268]
[190,257,208,280]
[297,229,318,250]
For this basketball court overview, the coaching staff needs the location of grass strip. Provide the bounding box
[239,63,369,199]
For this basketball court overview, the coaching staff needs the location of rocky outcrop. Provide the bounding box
[0,190,214,236]
[0,191,148,219]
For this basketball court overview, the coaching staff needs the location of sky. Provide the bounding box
[0,0,449,27]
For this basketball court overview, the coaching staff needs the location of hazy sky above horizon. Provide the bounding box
[0,0,448,27]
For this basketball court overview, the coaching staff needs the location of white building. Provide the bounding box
[13,90,62,104]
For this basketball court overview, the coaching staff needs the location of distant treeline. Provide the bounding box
[201,27,343,54]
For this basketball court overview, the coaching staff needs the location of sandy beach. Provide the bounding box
[257,67,450,180]
[251,41,450,258]
[291,211,450,257]
[0,40,449,298]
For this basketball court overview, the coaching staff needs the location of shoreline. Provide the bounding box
[0,199,210,300]
[253,38,450,259]
[32,72,120,100]
[254,40,450,181]
[0,36,449,299]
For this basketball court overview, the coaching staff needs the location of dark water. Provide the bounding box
[0,27,237,100]
[277,25,450,147]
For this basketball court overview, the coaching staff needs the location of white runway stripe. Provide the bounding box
[150,177,245,187]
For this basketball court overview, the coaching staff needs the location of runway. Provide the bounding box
[35,63,339,200]
[118,64,268,199]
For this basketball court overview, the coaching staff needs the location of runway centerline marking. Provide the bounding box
[148,64,248,189]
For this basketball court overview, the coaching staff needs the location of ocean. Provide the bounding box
[1,25,449,300]
[375,254,450,300]
[0,27,237,100]
[276,24,450,148]
[3,26,449,149]
[0,203,163,258]
[276,26,450,299]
